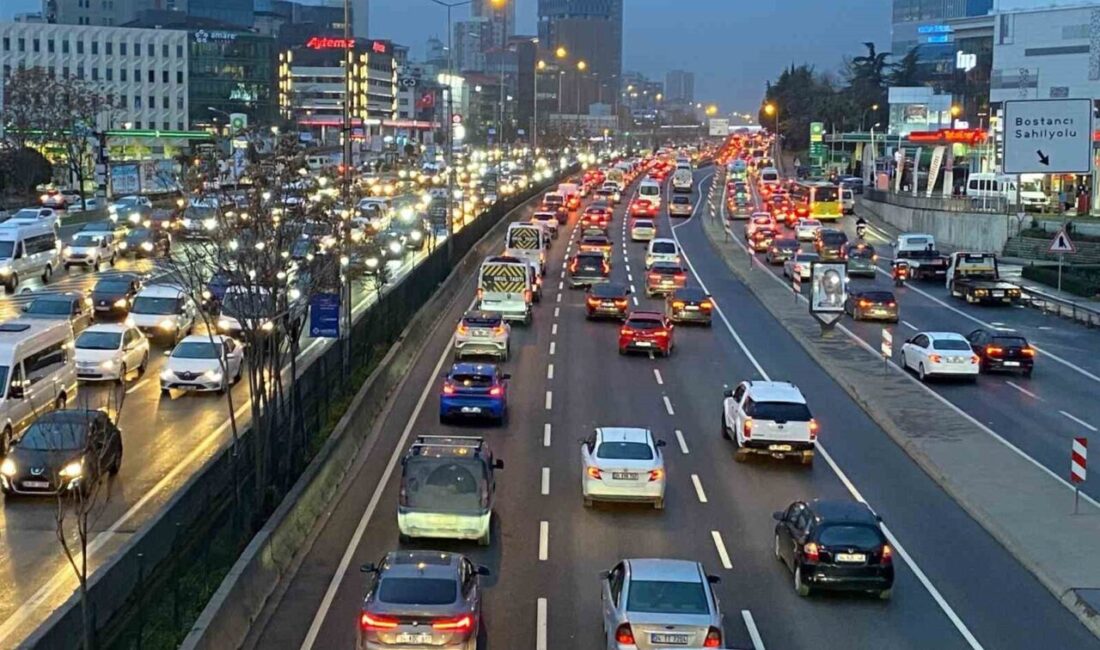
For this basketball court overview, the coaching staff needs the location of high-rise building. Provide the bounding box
[186,0,255,29]
[453,17,492,73]
[472,0,514,48]
[43,0,175,27]
[665,70,694,105]
[352,0,369,39]
[891,0,992,57]
[537,0,623,115]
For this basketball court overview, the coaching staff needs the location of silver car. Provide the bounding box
[582,427,667,509]
[453,310,510,361]
[783,252,819,281]
[601,558,724,649]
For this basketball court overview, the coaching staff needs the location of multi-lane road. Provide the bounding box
[246,167,1099,649]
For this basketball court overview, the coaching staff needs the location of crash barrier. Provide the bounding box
[24,168,576,650]
[860,192,1023,253]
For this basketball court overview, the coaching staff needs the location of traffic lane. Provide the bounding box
[672,208,1100,648]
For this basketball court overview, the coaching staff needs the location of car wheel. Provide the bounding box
[108,453,121,475]
[918,363,927,382]
[794,565,811,597]
[138,353,149,377]
[54,394,66,411]
[899,351,907,371]
[116,364,127,384]
[878,588,893,601]
[41,265,52,284]
[3,274,16,294]
[720,412,730,440]
[161,388,170,398]
[853,308,862,321]
[1023,367,1033,379]
[1,425,12,455]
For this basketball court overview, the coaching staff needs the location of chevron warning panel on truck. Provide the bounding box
[506,224,541,250]
[478,256,533,323]
[479,260,529,294]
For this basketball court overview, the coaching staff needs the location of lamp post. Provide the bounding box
[860,103,879,132]
[575,59,587,138]
[554,46,567,114]
[535,59,546,151]
[764,102,779,164]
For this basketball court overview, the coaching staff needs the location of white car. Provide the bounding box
[783,252,819,281]
[74,323,150,383]
[601,182,622,204]
[795,218,823,242]
[721,380,817,464]
[900,331,980,382]
[531,211,560,238]
[581,427,667,509]
[160,334,245,395]
[645,238,681,269]
[63,231,117,270]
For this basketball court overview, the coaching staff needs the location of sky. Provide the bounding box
[1,0,891,112]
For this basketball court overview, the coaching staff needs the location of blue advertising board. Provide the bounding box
[309,292,341,338]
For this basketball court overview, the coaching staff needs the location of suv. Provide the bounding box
[814,228,849,261]
[721,380,817,465]
[569,252,610,288]
[398,435,503,545]
[453,310,510,361]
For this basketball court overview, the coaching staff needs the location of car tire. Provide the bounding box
[899,351,907,371]
[1,425,12,455]
[774,534,783,563]
[918,363,927,382]
[720,412,730,440]
[653,497,665,510]
[138,353,149,377]
[1023,368,1033,379]
[3,274,16,294]
[878,588,893,601]
[108,453,121,475]
[55,394,66,411]
[794,565,811,597]
[116,364,127,384]
[161,388,170,398]
[41,265,52,284]
[853,308,862,321]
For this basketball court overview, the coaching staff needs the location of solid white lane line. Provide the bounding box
[545,391,553,410]
[539,521,549,560]
[543,423,552,447]
[742,610,766,650]
[1061,410,1099,432]
[549,341,556,355]
[541,467,550,495]
[653,368,664,385]
[536,598,548,650]
[901,320,917,330]
[552,323,558,335]
[662,395,675,415]
[1005,381,1040,400]
[711,531,733,569]
[675,429,689,454]
[547,364,554,380]
[691,474,708,503]
[554,307,560,318]
[125,378,149,394]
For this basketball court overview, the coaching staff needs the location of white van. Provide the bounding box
[478,256,533,325]
[759,167,780,188]
[0,319,78,447]
[638,179,663,208]
[841,188,855,215]
[0,221,60,292]
[504,223,547,273]
[128,284,197,345]
[672,168,693,194]
[645,238,682,269]
[965,173,1049,209]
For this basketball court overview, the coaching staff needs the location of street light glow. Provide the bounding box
[555,46,567,59]
[764,103,776,116]
[577,60,587,71]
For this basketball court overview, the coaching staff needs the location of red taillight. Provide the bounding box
[743,418,753,439]
[881,544,893,565]
[649,274,661,281]
[859,300,871,308]
[615,623,635,644]
[432,615,474,632]
[620,327,633,336]
[493,325,505,335]
[614,299,628,308]
[456,323,469,335]
[986,345,1003,356]
[648,468,664,482]
[704,627,723,648]
[489,386,503,397]
[360,612,399,631]
[524,289,532,303]
[569,259,578,273]
[587,466,602,479]
[1021,347,1035,357]
[809,419,819,440]
[601,261,610,274]
[970,354,980,364]
[803,542,820,562]
[929,354,943,363]
[886,301,896,307]
[700,300,713,310]
[654,329,670,337]
[672,300,686,309]
[442,383,456,395]
[587,297,600,306]
[476,288,484,300]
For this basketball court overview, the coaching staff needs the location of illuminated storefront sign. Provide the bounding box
[908,129,987,145]
[306,36,355,50]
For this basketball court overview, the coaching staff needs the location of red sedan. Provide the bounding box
[630,198,657,218]
[618,311,674,357]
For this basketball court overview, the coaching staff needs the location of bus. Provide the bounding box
[790,181,841,221]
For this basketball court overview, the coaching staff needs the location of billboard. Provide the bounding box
[809,262,847,314]
[110,163,140,195]
[708,118,730,137]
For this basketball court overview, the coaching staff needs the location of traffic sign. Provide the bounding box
[1072,437,1087,483]
[1003,99,1093,174]
[881,329,893,358]
[309,293,341,338]
[1049,229,1076,254]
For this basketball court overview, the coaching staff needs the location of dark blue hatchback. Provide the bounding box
[438,363,509,425]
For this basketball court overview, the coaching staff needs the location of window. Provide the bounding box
[2,37,8,52]
[91,41,98,55]
[91,68,99,81]
[134,120,142,129]
[17,38,25,53]
[118,95,126,108]
[120,42,127,56]
[120,68,127,82]
[176,71,183,84]
[105,41,112,55]
[77,65,85,79]
[77,41,84,54]
[147,43,154,57]
[62,66,70,78]
[32,38,39,53]
[24,233,57,255]
[177,121,184,130]
[176,95,184,109]
[148,95,155,110]
[134,67,140,81]
[162,44,168,58]
[163,120,170,130]
[176,44,183,58]
[162,95,169,109]
[147,70,154,83]
[47,39,54,53]
[134,95,142,109]
[24,341,68,384]
[162,70,168,83]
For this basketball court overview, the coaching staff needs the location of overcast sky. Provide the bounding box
[1,0,891,111]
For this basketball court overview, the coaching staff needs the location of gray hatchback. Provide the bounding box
[601,558,723,649]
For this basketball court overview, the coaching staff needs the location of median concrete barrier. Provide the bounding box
[860,195,1022,253]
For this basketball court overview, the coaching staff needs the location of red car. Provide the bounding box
[785,205,809,228]
[566,194,582,211]
[581,206,611,231]
[630,198,657,218]
[618,311,674,357]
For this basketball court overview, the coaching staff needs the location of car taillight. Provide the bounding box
[809,419,819,440]
[601,261,610,274]
[360,612,399,631]
[620,327,633,336]
[672,300,686,309]
[881,544,893,565]
[476,288,483,301]
[615,624,635,644]
[704,627,723,648]
[614,299,628,307]
[456,323,469,335]
[929,354,943,363]
[743,418,753,439]
[803,542,820,562]
[701,300,713,310]
[587,466,602,479]
[587,297,600,306]
[569,259,578,272]
[648,468,664,482]
[489,386,503,397]
[970,354,980,364]
[493,325,505,335]
[985,345,1002,356]
[524,289,532,303]
[443,383,456,395]
[432,615,474,632]
[859,300,871,308]
[1021,347,1035,357]
[649,274,661,281]
[654,329,670,337]
[886,301,896,307]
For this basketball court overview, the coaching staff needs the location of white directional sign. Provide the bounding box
[1004,99,1093,174]
[1049,229,1076,254]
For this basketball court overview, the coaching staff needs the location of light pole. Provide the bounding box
[535,59,546,151]
[575,59,587,138]
[860,103,879,132]
[764,102,779,165]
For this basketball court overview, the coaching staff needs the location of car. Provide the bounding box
[129,284,197,345]
[899,331,980,382]
[22,292,94,333]
[579,233,613,259]
[745,212,776,238]
[600,558,724,649]
[783,252,819,281]
[358,551,487,650]
[722,380,817,464]
[749,227,776,253]
[600,182,622,204]
[74,323,150,383]
[645,238,680,269]
[666,287,713,325]
[814,228,849,261]
[966,329,1035,376]
[90,273,143,320]
[398,435,503,545]
[645,262,687,297]
[630,218,656,242]
[40,188,81,209]
[618,311,674,357]
[121,227,171,258]
[63,231,117,271]
[581,427,667,509]
[0,409,123,496]
[453,310,510,361]
[668,194,694,217]
[438,362,509,425]
[844,290,898,322]
[5,207,60,226]
[629,198,657,219]
[594,188,617,205]
[160,334,245,395]
[110,195,153,224]
[531,211,560,238]
[586,282,631,320]
[542,191,566,213]
[765,237,801,265]
[582,205,612,232]
[569,252,610,288]
[795,218,823,241]
[845,243,878,277]
[773,499,894,599]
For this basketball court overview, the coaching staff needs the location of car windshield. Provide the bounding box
[818,524,883,548]
[591,284,627,298]
[378,577,457,606]
[13,209,44,220]
[132,296,180,315]
[627,580,709,615]
[26,299,72,315]
[746,401,812,422]
[76,331,122,350]
[72,233,103,246]
[651,242,676,254]
[848,246,874,259]
[172,341,222,359]
[116,198,139,207]
[94,280,132,294]
[596,441,653,460]
[403,457,486,512]
[127,229,152,240]
[19,417,90,451]
[933,339,970,351]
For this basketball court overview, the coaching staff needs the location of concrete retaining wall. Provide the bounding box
[859,196,1022,253]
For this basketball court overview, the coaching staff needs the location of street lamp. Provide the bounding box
[764,102,779,162]
[705,104,718,117]
[535,59,547,150]
[860,103,879,132]
[555,46,567,59]
[950,103,962,128]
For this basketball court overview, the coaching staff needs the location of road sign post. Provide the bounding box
[1003,99,1094,175]
[881,328,893,373]
[1048,228,1076,293]
[1071,437,1088,514]
[792,272,801,301]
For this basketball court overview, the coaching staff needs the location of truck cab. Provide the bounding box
[946,252,1021,305]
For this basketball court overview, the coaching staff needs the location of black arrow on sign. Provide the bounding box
[1037,150,1050,166]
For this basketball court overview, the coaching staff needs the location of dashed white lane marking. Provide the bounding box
[556,293,562,303]
[536,598,548,650]
[662,395,675,415]
[557,281,563,291]
[632,295,639,306]
[627,273,634,282]
[126,378,149,394]
[541,467,550,495]
[675,429,689,454]
[552,323,558,335]
[560,270,565,279]
[1005,380,1040,400]
[711,530,733,569]
[554,307,560,318]
[547,364,554,380]
[1061,410,1098,432]
[545,391,553,410]
[543,423,552,447]
[901,320,917,330]
[691,474,708,503]
[539,521,549,560]
[549,341,556,355]
[653,368,664,385]
[742,610,766,650]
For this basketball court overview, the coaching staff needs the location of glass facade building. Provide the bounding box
[188,30,277,128]
[188,0,256,30]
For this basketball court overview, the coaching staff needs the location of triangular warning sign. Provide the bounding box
[1049,229,1076,253]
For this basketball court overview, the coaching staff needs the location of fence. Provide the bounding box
[865,188,1011,214]
[25,169,573,650]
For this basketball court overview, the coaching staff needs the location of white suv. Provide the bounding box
[721,380,817,465]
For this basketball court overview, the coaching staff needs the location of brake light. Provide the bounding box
[704,627,723,648]
[493,325,505,335]
[886,301,896,307]
[524,289,532,303]
[569,258,578,273]
[929,354,943,363]
[1021,347,1035,357]
[985,345,1003,356]
[587,466,602,479]
[360,612,399,631]
[587,297,600,307]
[743,418,753,439]
[620,327,633,336]
[672,300,686,309]
[701,300,713,310]
[476,288,483,301]
[648,468,664,482]
[649,274,661,281]
[442,383,456,395]
[615,624,635,644]
[654,329,670,337]
[614,299,628,307]
[809,419,819,440]
[881,544,893,565]
[859,300,871,308]
[432,615,474,632]
[601,261,610,274]
[456,323,469,335]
[970,354,980,364]
[489,386,503,397]
[803,542,820,562]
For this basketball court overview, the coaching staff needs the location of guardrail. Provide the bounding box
[865,188,1013,214]
[1017,284,1100,328]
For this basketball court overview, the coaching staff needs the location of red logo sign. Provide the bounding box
[305,36,355,50]
[371,40,388,54]
[907,128,986,145]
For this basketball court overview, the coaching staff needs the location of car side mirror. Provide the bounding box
[360,562,377,573]
[655,440,667,448]
[598,570,610,581]
[476,565,491,576]
[707,575,721,585]
[8,384,23,400]
[772,510,785,521]
[723,389,733,398]
[493,459,504,470]
[904,338,912,344]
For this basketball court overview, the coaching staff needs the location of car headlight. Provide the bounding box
[202,289,212,300]
[59,461,83,478]
[261,320,275,332]
[410,230,422,241]
[202,370,223,381]
[218,319,232,330]
[388,241,402,253]
[101,359,116,370]
[63,246,73,256]
[141,241,154,251]
[181,218,192,228]
[114,298,128,308]
[119,241,129,250]
[158,318,177,330]
[0,266,11,276]
[160,369,172,380]
[203,218,217,231]
[0,458,15,476]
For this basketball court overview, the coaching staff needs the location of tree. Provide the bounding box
[845,42,891,128]
[888,46,922,87]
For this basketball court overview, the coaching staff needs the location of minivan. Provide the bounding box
[638,179,662,209]
[0,320,78,449]
[0,221,61,292]
[128,284,197,345]
[965,173,1049,210]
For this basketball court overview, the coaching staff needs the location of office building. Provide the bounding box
[665,69,694,105]
[454,17,492,73]
[42,0,168,27]
[352,0,369,39]
[990,3,1100,103]
[537,0,623,116]
[472,0,514,48]
[186,0,255,29]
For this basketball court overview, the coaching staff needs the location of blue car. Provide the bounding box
[439,363,509,425]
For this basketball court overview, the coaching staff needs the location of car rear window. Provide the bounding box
[625,318,663,330]
[821,232,847,245]
[633,220,654,228]
[745,400,811,422]
[818,524,883,548]
[672,196,691,204]
[992,336,1028,347]
[596,441,654,460]
[848,246,874,259]
[673,288,707,301]
[627,580,709,615]
[932,339,970,351]
[450,373,493,386]
[462,314,501,328]
[651,242,677,254]
[860,292,895,302]
[776,239,800,249]
[378,577,457,605]
[591,284,627,298]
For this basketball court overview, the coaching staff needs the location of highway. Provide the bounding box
[247,167,1099,650]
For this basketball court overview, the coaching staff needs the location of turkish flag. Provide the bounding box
[417,92,435,110]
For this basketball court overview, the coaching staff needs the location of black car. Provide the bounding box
[844,290,899,323]
[814,228,850,262]
[966,328,1035,376]
[569,252,609,288]
[666,287,714,325]
[121,228,171,258]
[773,499,894,599]
[765,237,801,265]
[1,410,123,496]
[22,291,94,333]
[585,282,631,320]
[90,274,143,319]
[378,229,407,260]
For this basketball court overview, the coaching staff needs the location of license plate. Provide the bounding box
[395,633,433,644]
[993,291,1004,297]
[836,552,867,563]
[635,342,652,347]
[602,301,616,307]
[472,330,488,337]
[22,481,49,489]
[1004,361,1020,367]
[768,444,792,452]
[460,407,482,414]
[650,633,689,645]
[684,305,699,311]
[612,472,638,480]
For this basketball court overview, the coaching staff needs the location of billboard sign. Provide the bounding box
[110,163,140,195]
[708,118,730,137]
[809,262,847,314]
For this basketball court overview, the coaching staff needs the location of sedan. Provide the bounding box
[90,273,143,319]
[783,252,819,281]
[630,198,657,219]
[582,427,667,509]
[900,331,979,382]
[160,334,245,395]
[666,287,713,325]
[619,311,674,357]
[579,234,613,260]
[600,558,723,649]
[844,290,899,323]
[745,213,775,238]
[0,410,122,496]
[569,252,610,288]
[749,228,776,253]
[439,362,509,425]
[74,323,150,383]
[765,237,801,265]
[586,283,631,320]
[630,219,656,242]
[121,228,171,258]
[967,328,1035,376]
[645,262,687,297]
[795,218,823,241]
[668,195,694,217]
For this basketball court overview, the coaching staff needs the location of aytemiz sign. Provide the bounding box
[306,36,355,50]
[908,128,986,145]
[1004,99,1093,174]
